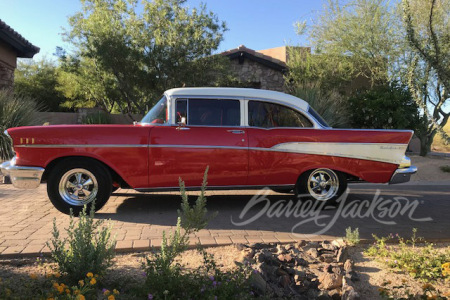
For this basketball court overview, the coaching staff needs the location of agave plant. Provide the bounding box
[81,111,111,124]
[292,83,350,128]
[0,89,40,160]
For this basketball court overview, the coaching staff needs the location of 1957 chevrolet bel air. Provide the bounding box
[1,88,417,214]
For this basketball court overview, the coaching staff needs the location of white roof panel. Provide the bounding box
[165,87,310,111]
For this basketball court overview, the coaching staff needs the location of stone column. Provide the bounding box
[0,60,14,89]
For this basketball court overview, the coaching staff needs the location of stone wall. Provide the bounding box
[229,58,285,92]
[0,60,14,89]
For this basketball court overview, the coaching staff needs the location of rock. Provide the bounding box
[331,238,346,248]
[277,253,294,263]
[318,273,343,290]
[307,248,319,258]
[342,286,360,300]
[249,242,271,250]
[295,257,308,267]
[275,267,289,277]
[337,246,348,263]
[317,291,332,300]
[319,253,335,263]
[278,274,291,288]
[236,248,254,263]
[331,266,343,276]
[276,244,287,254]
[249,272,267,295]
[235,243,246,251]
[296,240,307,249]
[344,259,353,272]
[323,264,333,273]
[321,241,337,251]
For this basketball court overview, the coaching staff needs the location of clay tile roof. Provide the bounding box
[0,19,40,58]
[221,45,287,71]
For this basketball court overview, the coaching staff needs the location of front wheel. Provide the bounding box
[47,159,112,215]
[295,168,347,204]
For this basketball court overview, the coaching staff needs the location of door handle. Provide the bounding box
[227,130,245,134]
[176,127,190,131]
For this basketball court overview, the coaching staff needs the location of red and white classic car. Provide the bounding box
[1,88,416,214]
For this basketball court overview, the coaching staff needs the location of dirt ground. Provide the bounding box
[409,155,450,181]
[1,244,449,299]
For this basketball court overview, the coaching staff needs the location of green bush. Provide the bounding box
[349,82,425,131]
[46,202,116,283]
[365,228,450,282]
[440,165,450,173]
[81,111,111,124]
[344,226,360,246]
[0,89,40,160]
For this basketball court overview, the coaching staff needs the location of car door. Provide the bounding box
[148,98,249,188]
[246,99,315,186]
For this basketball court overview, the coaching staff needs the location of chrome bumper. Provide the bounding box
[0,160,44,189]
[389,166,417,184]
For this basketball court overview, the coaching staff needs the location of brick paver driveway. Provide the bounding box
[0,182,449,257]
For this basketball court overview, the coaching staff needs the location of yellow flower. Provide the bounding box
[442,262,450,269]
[77,295,86,300]
[108,295,115,300]
[65,288,71,295]
[57,286,64,294]
[53,272,61,278]
[90,278,97,285]
[86,272,94,278]
[5,288,11,296]
[113,289,120,295]
[74,290,80,295]
[53,282,59,289]
[30,273,38,280]
[104,289,110,296]
[79,280,85,287]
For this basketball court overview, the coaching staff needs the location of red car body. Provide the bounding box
[1,87,416,214]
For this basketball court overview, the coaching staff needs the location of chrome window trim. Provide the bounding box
[14,144,148,148]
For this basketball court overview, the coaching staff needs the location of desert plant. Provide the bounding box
[440,165,450,173]
[0,89,40,160]
[46,202,116,283]
[81,111,111,124]
[292,83,350,128]
[344,227,360,246]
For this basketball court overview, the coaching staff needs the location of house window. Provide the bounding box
[248,100,313,128]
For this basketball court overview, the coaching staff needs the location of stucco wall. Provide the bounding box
[229,58,285,92]
[0,40,17,89]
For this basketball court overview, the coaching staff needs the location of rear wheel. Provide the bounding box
[295,168,347,204]
[47,159,112,215]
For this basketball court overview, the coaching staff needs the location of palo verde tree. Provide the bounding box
[402,0,449,155]
[63,0,228,115]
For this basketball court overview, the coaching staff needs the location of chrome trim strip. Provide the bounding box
[15,144,148,148]
[136,184,295,192]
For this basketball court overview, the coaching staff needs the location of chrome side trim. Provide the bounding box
[136,184,295,192]
[0,160,44,189]
[15,144,148,148]
[389,166,417,184]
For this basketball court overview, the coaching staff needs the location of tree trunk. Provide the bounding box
[418,129,437,156]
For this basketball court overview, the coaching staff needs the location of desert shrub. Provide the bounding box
[0,89,40,160]
[47,202,116,283]
[440,165,450,173]
[292,83,350,128]
[81,111,111,124]
[344,227,360,246]
[142,168,252,299]
[365,229,450,282]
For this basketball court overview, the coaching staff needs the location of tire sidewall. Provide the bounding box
[47,159,112,215]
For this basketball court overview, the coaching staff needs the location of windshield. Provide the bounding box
[140,96,168,124]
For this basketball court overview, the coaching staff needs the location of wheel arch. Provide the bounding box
[42,156,130,189]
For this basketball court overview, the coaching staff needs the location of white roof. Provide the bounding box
[165,87,310,111]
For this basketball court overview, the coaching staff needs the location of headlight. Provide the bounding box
[399,156,411,168]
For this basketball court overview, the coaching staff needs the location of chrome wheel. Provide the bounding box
[307,168,339,201]
[58,168,98,206]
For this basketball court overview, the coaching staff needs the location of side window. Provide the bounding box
[177,99,240,126]
[248,100,313,128]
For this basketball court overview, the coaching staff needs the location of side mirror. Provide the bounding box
[178,117,186,127]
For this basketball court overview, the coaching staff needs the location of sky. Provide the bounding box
[0,0,324,61]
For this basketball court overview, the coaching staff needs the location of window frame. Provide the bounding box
[245,98,315,129]
[173,96,245,128]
